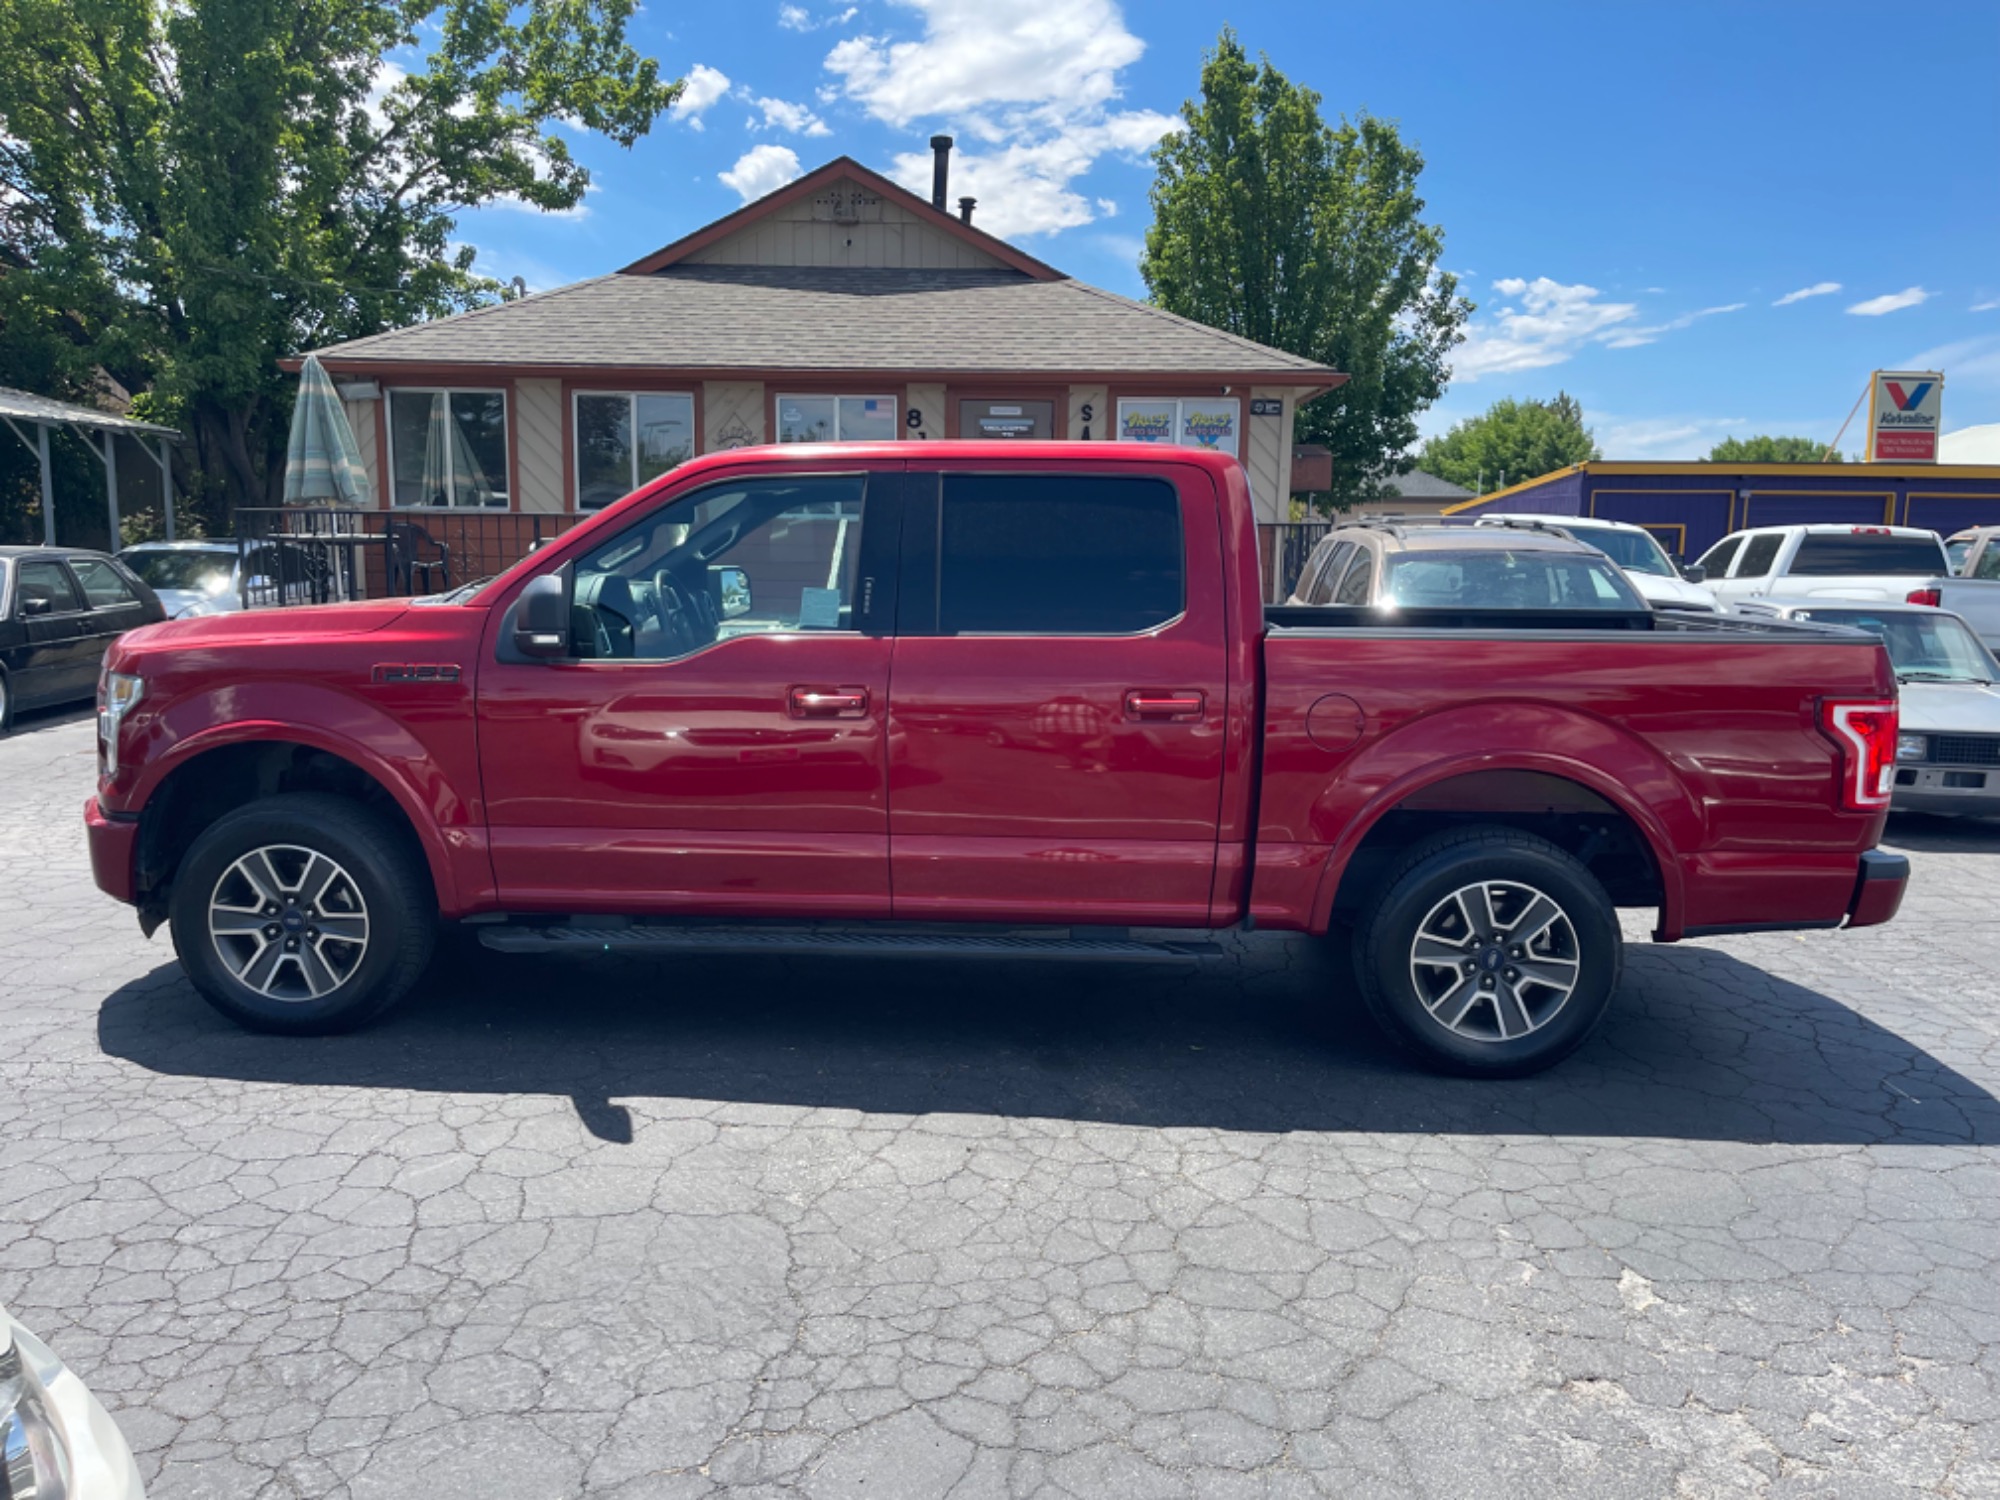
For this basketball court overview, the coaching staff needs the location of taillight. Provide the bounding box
[1819,700,1898,810]
[1907,587,1941,607]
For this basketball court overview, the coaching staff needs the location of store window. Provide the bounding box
[776,395,898,444]
[1115,398,1242,458]
[574,392,696,510]
[959,400,1055,440]
[387,390,509,508]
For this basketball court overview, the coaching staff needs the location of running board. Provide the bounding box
[475,923,1222,962]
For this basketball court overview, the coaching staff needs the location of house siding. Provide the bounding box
[514,378,566,514]
[1067,385,1109,442]
[685,177,1009,272]
[906,382,945,441]
[704,381,765,450]
[1246,387,1290,524]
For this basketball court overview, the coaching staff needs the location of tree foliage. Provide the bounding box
[1416,393,1600,492]
[0,0,679,531]
[1142,30,1471,503]
[1704,434,1843,464]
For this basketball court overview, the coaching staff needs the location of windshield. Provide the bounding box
[125,549,235,593]
[1382,550,1644,610]
[1563,525,1675,577]
[1796,608,1999,683]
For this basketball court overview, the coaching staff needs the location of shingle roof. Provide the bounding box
[306,267,1340,381]
[1383,469,1474,500]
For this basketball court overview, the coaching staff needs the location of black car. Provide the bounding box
[0,546,165,732]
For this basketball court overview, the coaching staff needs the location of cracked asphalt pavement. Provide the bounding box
[3,709,1999,1498]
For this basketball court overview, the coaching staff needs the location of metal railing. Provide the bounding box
[232,507,587,608]
[1257,522,1333,603]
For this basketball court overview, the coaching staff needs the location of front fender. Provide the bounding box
[123,681,479,915]
[1302,701,1700,935]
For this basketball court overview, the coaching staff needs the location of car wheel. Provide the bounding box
[1352,826,1621,1078]
[168,793,436,1034]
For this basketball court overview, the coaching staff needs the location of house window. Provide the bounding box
[387,390,509,508]
[1116,397,1242,458]
[776,395,897,444]
[574,392,696,510]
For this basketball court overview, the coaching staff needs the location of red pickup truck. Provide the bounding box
[85,442,1909,1075]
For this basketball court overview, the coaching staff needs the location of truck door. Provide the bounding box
[476,467,902,917]
[886,462,1228,925]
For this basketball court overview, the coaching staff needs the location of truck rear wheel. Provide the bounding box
[1352,826,1621,1077]
[168,793,436,1034]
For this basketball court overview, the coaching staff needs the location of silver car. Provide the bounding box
[1284,519,1648,613]
[1742,599,2000,816]
[119,541,330,618]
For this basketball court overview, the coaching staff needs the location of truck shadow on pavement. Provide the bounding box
[97,933,2000,1147]
[1883,811,2000,854]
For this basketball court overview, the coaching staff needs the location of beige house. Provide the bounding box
[299,150,1344,533]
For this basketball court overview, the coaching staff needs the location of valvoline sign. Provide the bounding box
[1867,369,1944,461]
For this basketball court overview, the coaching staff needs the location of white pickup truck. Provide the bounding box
[1696,524,1952,606]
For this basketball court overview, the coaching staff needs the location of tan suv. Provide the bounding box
[1284,518,1647,612]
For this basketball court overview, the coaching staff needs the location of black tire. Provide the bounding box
[168,793,436,1034]
[1351,826,1621,1078]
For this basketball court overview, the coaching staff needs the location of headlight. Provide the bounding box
[1,1325,72,1500]
[97,671,143,779]
[1897,733,1928,762]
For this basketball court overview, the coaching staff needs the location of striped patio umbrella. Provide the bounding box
[283,354,372,506]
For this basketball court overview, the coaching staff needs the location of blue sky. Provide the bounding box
[452,0,2000,457]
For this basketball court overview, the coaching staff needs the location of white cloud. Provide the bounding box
[1594,414,1754,460]
[828,0,1176,237]
[1847,285,1930,316]
[1452,278,1640,380]
[1095,197,1118,217]
[670,63,731,131]
[753,95,832,137]
[781,2,855,29]
[1600,302,1745,350]
[1773,281,1841,306]
[1901,334,2000,387]
[1973,298,2000,312]
[719,144,804,202]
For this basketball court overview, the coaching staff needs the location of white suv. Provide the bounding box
[1694,524,1950,606]
[1476,514,1720,611]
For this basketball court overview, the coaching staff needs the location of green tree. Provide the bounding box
[1704,434,1843,464]
[1142,30,1471,503]
[1415,393,1601,492]
[0,0,679,529]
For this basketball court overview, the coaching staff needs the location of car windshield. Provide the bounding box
[126,549,235,593]
[1797,609,1999,683]
[1382,550,1644,610]
[1563,525,1675,577]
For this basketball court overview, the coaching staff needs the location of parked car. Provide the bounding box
[1474,513,1721,611]
[1945,527,1995,575]
[0,547,164,733]
[1285,518,1650,613]
[1735,600,2000,817]
[1900,574,2000,652]
[87,442,1908,1078]
[2,1304,148,1499]
[1693,523,1951,606]
[120,540,335,618]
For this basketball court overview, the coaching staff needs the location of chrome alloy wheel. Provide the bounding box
[207,845,370,1002]
[1408,879,1581,1042]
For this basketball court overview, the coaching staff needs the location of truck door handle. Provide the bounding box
[1124,690,1205,721]
[789,685,870,719]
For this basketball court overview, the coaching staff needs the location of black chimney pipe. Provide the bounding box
[929,135,952,211]
[958,196,976,225]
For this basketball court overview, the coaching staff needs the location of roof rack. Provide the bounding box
[1322,513,1465,537]
[1473,516,1574,536]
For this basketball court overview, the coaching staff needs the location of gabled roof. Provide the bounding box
[304,266,1344,384]
[619,156,1068,282]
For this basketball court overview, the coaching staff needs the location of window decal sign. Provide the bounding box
[1117,399,1240,457]
[1181,405,1239,456]
[1118,400,1179,444]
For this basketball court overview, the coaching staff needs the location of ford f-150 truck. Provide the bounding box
[85,443,1910,1076]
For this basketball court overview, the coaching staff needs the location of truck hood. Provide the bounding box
[125,598,409,647]
[1628,572,1721,611]
[1899,679,2000,734]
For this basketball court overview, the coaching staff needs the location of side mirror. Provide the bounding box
[1680,563,1706,583]
[22,597,53,618]
[513,572,570,658]
[712,565,751,618]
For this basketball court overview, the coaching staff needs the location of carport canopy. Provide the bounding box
[0,386,182,548]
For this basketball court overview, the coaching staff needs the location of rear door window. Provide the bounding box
[68,557,141,609]
[1787,534,1949,576]
[934,474,1184,635]
[1333,550,1374,605]
[1733,535,1784,578]
[1304,541,1353,604]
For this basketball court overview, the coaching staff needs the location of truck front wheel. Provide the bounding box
[168,793,436,1034]
[1352,827,1621,1077]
